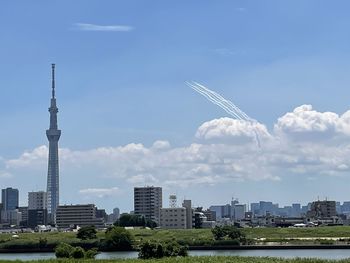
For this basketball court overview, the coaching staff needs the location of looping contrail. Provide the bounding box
[186,81,261,148]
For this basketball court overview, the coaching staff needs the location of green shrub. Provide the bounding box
[85,247,99,259]
[138,240,188,259]
[55,243,74,258]
[211,225,246,245]
[104,226,133,250]
[77,225,97,240]
[38,237,48,248]
[71,246,85,258]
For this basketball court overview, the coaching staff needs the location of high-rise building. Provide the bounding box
[291,203,301,217]
[46,64,61,222]
[182,200,193,229]
[1,187,19,211]
[28,191,48,228]
[307,200,336,218]
[209,204,231,220]
[18,206,28,226]
[232,204,246,220]
[28,191,47,210]
[250,203,260,216]
[113,207,120,219]
[134,186,162,225]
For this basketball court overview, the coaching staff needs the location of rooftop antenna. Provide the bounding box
[51,63,56,99]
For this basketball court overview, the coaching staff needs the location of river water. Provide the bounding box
[1,249,350,261]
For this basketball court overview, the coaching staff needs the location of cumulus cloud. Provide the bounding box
[196,117,271,144]
[151,140,171,150]
[6,145,48,169]
[74,23,134,32]
[274,105,350,141]
[5,105,350,204]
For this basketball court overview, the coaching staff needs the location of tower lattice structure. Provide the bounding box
[46,64,61,222]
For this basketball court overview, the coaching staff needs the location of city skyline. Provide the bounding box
[2,1,350,212]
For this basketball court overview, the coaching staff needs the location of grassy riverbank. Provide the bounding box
[0,256,350,263]
[1,226,350,250]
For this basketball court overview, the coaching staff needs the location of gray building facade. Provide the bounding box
[134,186,162,225]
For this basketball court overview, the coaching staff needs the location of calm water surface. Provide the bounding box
[1,249,350,260]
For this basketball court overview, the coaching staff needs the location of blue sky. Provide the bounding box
[2,1,350,212]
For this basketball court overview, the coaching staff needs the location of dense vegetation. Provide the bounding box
[55,242,98,259]
[103,226,134,250]
[0,256,350,263]
[114,214,157,228]
[138,241,188,259]
[76,225,97,240]
[1,226,350,252]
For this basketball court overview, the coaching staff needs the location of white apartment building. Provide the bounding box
[28,191,47,210]
[160,207,187,229]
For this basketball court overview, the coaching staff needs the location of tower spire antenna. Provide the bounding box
[51,63,55,99]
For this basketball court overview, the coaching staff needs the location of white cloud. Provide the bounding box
[274,105,350,141]
[151,140,171,150]
[74,23,134,32]
[5,105,350,202]
[79,187,122,198]
[6,145,48,169]
[196,117,271,144]
[127,174,158,184]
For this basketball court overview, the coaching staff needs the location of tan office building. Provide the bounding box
[56,204,104,228]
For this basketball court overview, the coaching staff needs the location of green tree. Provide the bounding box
[77,225,97,240]
[212,225,246,244]
[138,241,188,259]
[212,226,226,240]
[105,226,133,250]
[71,246,85,259]
[138,241,159,259]
[55,243,74,258]
[115,214,157,228]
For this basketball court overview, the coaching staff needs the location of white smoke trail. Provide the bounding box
[186,82,244,120]
[193,82,252,121]
[186,81,261,148]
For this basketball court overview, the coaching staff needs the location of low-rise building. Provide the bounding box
[160,207,187,229]
[56,204,104,228]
